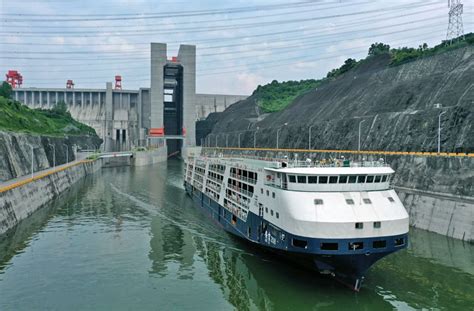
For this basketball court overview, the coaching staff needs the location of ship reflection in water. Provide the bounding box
[0,161,473,310]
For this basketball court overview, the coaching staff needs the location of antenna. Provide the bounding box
[446,0,464,44]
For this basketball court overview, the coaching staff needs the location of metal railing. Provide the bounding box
[230,173,257,184]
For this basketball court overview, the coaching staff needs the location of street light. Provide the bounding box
[49,143,56,168]
[27,143,34,179]
[63,144,69,163]
[238,132,243,148]
[276,123,288,149]
[308,124,316,150]
[253,127,259,148]
[438,110,447,153]
[358,120,366,152]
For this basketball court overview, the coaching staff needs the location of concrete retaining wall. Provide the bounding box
[132,147,168,166]
[398,188,473,242]
[0,159,102,235]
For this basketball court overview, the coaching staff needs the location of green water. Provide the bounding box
[1,160,473,310]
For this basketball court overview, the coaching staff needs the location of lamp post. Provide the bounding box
[276,123,288,149]
[358,120,366,152]
[49,143,56,168]
[253,127,259,148]
[27,144,34,179]
[438,110,447,153]
[63,144,69,163]
[238,132,243,148]
[308,124,315,150]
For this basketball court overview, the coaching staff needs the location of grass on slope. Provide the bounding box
[253,79,321,113]
[0,96,97,136]
[389,32,474,66]
[250,33,473,113]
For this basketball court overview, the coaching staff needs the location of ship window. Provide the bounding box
[314,199,324,205]
[292,238,308,249]
[348,175,357,183]
[265,207,268,213]
[366,175,374,183]
[373,221,381,228]
[357,175,366,183]
[308,176,317,183]
[395,238,405,247]
[388,197,395,203]
[276,212,279,219]
[320,243,338,250]
[272,192,275,198]
[297,175,307,183]
[339,175,348,183]
[373,240,386,248]
[271,210,274,216]
[349,242,364,250]
[266,190,269,196]
[355,222,363,229]
[261,188,263,194]
[382,175,388,182]
[363,198,372,204]
[319,176,328,184]
[346,199,355,205]
[289,175,296,183]
[374,175,382,183]
[329,176,338,184]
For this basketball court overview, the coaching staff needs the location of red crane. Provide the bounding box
[5,70,23,88]
[66,80,75,89]
[115,75,122,90]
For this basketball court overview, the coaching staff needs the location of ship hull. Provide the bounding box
[184,181,407,291]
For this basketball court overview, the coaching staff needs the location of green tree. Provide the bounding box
[0,81,12,99]
[368,42,390,56]
[52,100,68,115]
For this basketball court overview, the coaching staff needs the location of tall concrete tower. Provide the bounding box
[149,43,196,155]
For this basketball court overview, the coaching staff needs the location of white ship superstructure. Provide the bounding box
[184,153,409,291]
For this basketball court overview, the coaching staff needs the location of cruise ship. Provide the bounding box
[183,151,409,291]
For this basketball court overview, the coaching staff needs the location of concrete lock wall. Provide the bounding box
[0,159,102,235]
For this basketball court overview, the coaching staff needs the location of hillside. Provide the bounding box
[0,94,97,137]
[203,37,474,153]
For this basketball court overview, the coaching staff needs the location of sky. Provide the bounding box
[1,0,473,95]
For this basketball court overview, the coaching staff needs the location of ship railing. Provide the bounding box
[226,190,251,208]
[206,182,221,192]
[207,175,223,184]
[209,167,225,175]
[227,185,253,198]
[230,173,257,185]
[206,153,390,168]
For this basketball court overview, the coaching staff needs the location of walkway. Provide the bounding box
[0,153,92,194]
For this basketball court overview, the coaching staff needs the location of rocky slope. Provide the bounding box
[0,131,101,182]
[204,46,473,153]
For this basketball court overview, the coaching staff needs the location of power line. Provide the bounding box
[1,3,445,37]
[14,31,447,85]
[0,1,341,22]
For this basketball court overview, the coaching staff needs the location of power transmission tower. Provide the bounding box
[446,0,464,44]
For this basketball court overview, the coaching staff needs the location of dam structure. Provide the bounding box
[11,43,247,154]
